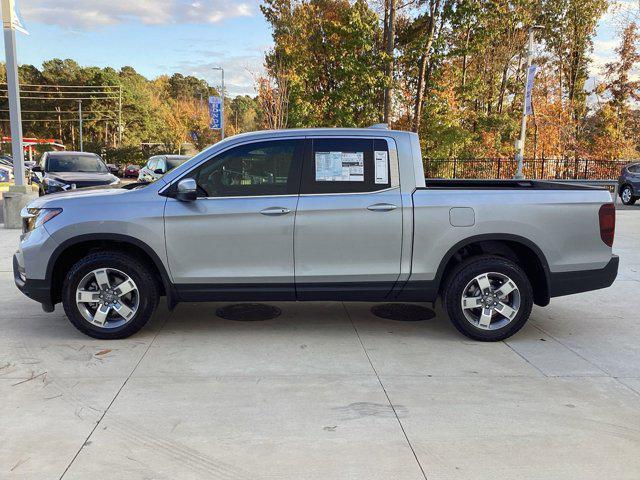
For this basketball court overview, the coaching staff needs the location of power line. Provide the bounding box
[0,90,117,95]
[0,83,120,89]
[0,95,120,100]
[0,84,124,148]
[0,107,119,112]
[0,117,117,122]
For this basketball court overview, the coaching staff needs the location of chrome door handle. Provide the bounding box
[260,207,291,216]
[367,203,398,212]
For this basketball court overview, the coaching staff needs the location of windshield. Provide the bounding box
[47,154,108,173]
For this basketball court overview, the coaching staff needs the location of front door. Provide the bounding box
[294,137,403,300]
[164,139,304,300]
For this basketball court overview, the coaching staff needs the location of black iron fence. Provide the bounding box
[424,158,629,181]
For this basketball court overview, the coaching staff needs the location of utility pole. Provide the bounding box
[2,0,24,186]
[118,86,122,146]
[213,67,225,140]
[77,99,83,151]
[514,25,542,179]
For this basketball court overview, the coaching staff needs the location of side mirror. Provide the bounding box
[176,178,197,201]
[31,165,42,172]
[154,168,165,175]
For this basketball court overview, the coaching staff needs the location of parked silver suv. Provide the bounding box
[14,128,618,341]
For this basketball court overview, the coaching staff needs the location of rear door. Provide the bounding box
[294,137,402,300]
[629,164,640,192]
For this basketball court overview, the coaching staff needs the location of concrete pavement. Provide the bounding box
[1,212,639,479]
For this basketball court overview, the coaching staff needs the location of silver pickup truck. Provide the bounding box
[14,128,618,341]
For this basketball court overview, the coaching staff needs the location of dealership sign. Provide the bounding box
[208,96,222,130]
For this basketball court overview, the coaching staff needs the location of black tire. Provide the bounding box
[620,186,637,205]
[62,250,159,339]
[443,255,533,342]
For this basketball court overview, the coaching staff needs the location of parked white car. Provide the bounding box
[138,155,190,182]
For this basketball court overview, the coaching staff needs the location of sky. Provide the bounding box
[0,0,638,98]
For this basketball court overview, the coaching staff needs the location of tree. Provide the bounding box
[262,0,386,127]
[589,22,640,159]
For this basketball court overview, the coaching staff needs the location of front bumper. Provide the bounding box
[548,255,619,298]
[13,253,53,310]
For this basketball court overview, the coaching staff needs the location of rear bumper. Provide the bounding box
[548,255,619,298]
[13,253,53,309]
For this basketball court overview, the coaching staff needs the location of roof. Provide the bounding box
[46,151,99,157]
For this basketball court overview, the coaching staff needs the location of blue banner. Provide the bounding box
[525,65,538,116]
[208,96,222,130]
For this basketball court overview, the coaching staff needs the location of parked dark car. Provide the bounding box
[123,164,140,178]
[618,162,640,205]
[0,155,13,168]
[32,151,120,196]
[106,163,120,176]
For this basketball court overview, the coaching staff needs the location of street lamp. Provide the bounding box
[212,67,225,140]
[514,24,543,180]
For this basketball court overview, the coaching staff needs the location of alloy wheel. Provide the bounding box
[460,272,521,330]
[75,268,140,328]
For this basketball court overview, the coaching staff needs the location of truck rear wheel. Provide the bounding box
[62,251,159,339]
[443,255,533,341]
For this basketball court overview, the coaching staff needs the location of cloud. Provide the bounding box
[174,52,266,97]
[21,0,255,29]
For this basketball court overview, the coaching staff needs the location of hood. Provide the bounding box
[27,177,167,209]
[46,171,117,184]
[28,184,132,209]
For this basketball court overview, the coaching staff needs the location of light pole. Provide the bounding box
[77,99,83,151]
[212,67,224,140]
[2,0,25,186]
[514,25,543,180]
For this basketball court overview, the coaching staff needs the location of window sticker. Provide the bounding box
[374,151,389,184]
[315,151,364,182]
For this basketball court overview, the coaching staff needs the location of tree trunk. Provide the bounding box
[383,0,396,123]
[497,60,510,114]
[461,27,471,89]
[412,0,440,133]
[413,53,428,132]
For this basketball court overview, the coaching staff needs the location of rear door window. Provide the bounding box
[301,138,392,194]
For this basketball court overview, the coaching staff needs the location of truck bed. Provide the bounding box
[422,179,604,190]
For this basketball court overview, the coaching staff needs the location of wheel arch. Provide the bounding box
[47,233,176,308]
[435,234,551,307]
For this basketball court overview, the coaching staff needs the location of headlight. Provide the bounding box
[21,207,62,234]
[109,177,120,185]
[43,177,66,188]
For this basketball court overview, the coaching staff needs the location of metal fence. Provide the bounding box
[424,158,628,181]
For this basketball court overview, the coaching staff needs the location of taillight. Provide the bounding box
[599,203,615,247]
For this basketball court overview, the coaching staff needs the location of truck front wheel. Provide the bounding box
[443,255,533,341]
[62,251,160,339]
